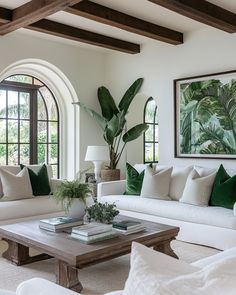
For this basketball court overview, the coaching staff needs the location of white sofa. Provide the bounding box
[98,164,236,250]
[0,165,64,225]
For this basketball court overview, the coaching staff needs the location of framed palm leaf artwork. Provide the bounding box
[174,70,236,159]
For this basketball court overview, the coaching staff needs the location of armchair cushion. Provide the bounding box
[16,278,79,295]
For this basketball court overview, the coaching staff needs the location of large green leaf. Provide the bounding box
[118,78,143,114]
[104,112,126,145]
[97,86,118,121]
[123,123,148,143]
[78,102,107,130]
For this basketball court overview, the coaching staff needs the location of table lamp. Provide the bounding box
[85,145,109,182]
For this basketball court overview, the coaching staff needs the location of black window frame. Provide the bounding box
[143,97,158,164]
[0,75,60,177]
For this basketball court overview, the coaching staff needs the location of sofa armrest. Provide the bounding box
[16,278,79,295]
[50,178,65,193]
[97,180,126,202]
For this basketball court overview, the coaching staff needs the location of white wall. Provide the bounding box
[0,31,106,178]
[104,27,236,170]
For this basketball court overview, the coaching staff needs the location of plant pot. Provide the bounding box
[67,196,94,219]
[101,169,120,182]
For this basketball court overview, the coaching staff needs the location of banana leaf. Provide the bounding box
[123,123,148,143]
[97,86,118,121]
[78,102,107,130]
[118,78,143,114]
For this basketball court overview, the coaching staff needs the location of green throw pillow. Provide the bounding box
[210,164,236,209]
[124,163,145,195]
[20,164,51,196]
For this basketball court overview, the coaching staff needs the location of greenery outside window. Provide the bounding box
[144,97,158,163]
[0,75,59,177]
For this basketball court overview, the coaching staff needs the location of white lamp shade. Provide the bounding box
[85,145,109,161]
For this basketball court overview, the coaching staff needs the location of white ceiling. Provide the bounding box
[0,0,235,52]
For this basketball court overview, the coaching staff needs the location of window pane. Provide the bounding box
[154,143,159,162]
[145,143,153,162]
[51,165,58,178]
[20,92,30,119]
[155,125,159,141]
[8,91,18,119]
[6,75,32,84]
[0,144,6,165]
[38,121,47,143]
[155,109,158,123]
[37,93,47,120]
[38,144,47,163]
[0,90,6,118]
[49,121,58,143]
[20,120,30,143]
[8,144,18,165]
[49,144,58,164]
[0,119,6,142]
[8,120,18,143]
[20,144,30,164]
[39,87,57,120]
[145,125,154,141]
[145,100,157,123]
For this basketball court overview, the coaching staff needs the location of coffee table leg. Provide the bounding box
[56,260,83,293]
[153,239,178,259]
[2,238,52,266]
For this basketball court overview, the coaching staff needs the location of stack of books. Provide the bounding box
[70,222,117,244]
[112,220,145,235]
[39,216,83,232]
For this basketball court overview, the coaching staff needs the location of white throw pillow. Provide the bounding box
[194,165,217,176]
[0,167,33,201]
[169,166,193,200]
[140,166,173,200]
[180,169,216,206]
[123,242,199,295]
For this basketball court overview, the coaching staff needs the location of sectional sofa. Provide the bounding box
[0,165,63,225]
[98,164,236,250]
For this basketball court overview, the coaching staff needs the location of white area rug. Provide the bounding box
[0,240,219,294]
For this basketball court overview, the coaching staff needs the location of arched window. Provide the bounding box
[0,74,59,177]
[144,97,158,163]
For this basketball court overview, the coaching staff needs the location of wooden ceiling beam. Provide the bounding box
[148,0,236,33]
[28,19,140,54]
[66,0,183,45]
[0,0,83,35]
[0,5,139,54]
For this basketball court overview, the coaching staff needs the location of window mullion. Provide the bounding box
[30,90,38,164]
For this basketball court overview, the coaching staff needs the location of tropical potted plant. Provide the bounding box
[53,174,93,219]
[74,78,149,181]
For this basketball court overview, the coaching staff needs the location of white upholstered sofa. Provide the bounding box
[0,165,63,225]
[98,164,236,250]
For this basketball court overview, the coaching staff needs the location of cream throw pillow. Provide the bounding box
[140,166,172,200]
[123,242,199,295]
[180,169,216,206]
[0,167,33,201]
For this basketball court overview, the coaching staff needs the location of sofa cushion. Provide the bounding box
[21,164,51,196]
[210,164,236,210]
[101,195,236,230]
[123,242,199,295]
[169,166,193,200]
[180,169,216,206]
[140,166,172,200]
[0,167,33,201]
[0,196,61,221]
[124,163,144,195]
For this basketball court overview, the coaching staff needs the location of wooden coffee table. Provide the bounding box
[0,217,179,292]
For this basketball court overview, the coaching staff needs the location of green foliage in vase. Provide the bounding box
[86,201,119,224]
[53,171,92,213]
[180,79,236,155]
[74,78,149,169]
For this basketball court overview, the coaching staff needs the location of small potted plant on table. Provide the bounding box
[86,201,119,224]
